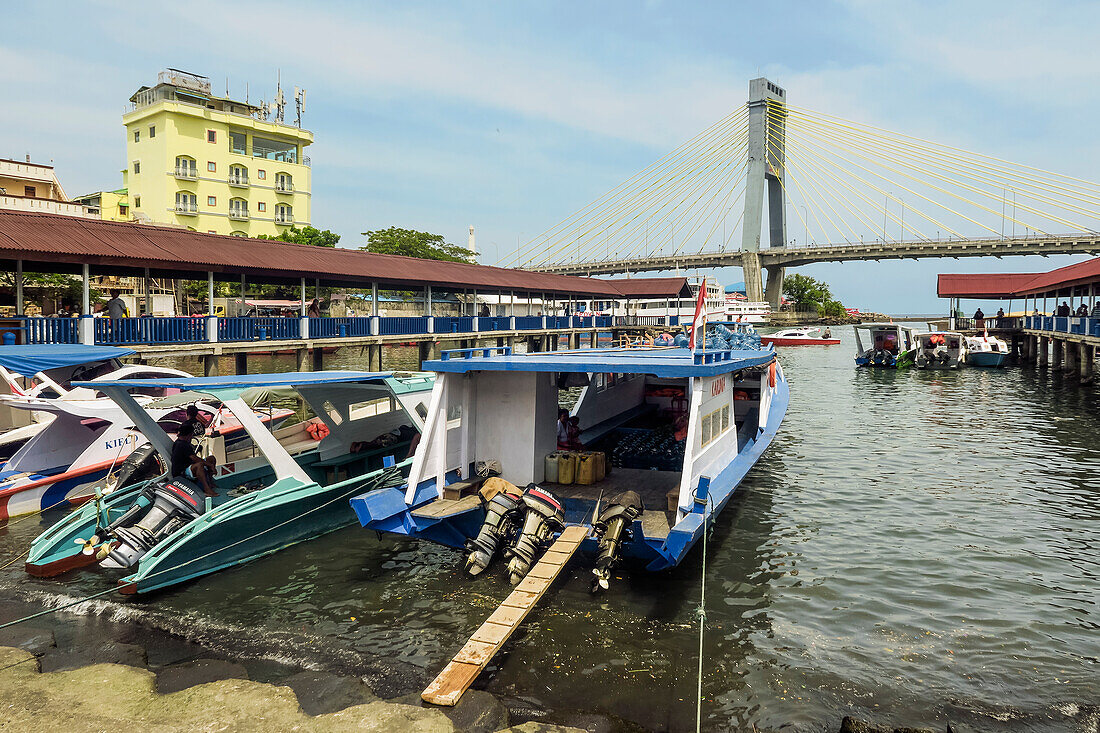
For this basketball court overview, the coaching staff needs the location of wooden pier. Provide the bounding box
[421,524,590,706]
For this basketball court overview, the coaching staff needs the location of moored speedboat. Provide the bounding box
[964,334,1009,367]
[25,371,433,593]
[0,344,192,459]
[350,343,788,589]
[914,331,965,369]
[854,323,920,369]
[761,327,840,346]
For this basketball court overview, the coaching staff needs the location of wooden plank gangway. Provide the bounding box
[421,524,590,706]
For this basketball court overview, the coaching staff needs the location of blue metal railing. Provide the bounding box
[1026,315,1100,337]
[310,317,372,338]
[378,316,429,335]
[1054,317,1069,332]
[17,312,619,346]
[218,317,298,342]
[96,317,206,345]
[670,316,680,326]
[440,346,512,360]
[21,317,79,344]
[433,316,474,334]
[477,316,511,331]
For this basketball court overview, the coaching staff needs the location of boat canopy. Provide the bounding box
[426,347,774,378]
[0,345,136,376]
[73,370,393,399]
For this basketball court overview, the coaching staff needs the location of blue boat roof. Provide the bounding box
[425,347,774,378]
[73,370,393,392]
[0,344,136,376]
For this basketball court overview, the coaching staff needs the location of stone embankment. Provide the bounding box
[0,618,602,733]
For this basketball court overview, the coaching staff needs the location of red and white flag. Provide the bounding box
[688,277,708,350]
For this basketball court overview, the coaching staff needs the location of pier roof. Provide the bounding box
[938,257,1100,298]
[598,277,693,298]
[0,210,626,297]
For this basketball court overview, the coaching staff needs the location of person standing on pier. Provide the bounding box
[974,307,985,329]
[307,298,321,318]
[106,290,129,319]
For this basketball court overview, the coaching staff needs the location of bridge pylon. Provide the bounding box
[740,77,788,307]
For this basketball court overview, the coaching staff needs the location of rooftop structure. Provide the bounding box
[0,157,95,219]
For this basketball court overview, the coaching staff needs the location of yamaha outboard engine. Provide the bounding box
[505,485,565,584]
[591,491,644,593]
[89,443,165,497]
[465,487,523,576]
[99,476,208,569]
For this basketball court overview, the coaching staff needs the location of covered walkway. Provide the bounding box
[937,258,1100,380]
[0,210,691,346]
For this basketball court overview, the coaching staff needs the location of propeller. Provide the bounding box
[73,534,100,556]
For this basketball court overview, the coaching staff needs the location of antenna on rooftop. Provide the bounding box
[294,87,306,127]
[275,70,286,123]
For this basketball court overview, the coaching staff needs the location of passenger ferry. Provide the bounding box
[624,276,726,322]
[350,341,788,590]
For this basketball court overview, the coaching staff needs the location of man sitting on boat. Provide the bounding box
[182,405,206,438]
[171,422,218,497]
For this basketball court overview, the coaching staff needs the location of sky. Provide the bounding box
[4,0,1100,313]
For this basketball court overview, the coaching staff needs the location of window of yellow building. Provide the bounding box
[229,131,247,155]
[257,202,266,212]
[257,169,266,180]
[207,196,216,206]
[207,161,216,173]
[133,161,140,174]
[207,130,217,143]
[149,126,155,138]
[133,130,140,142]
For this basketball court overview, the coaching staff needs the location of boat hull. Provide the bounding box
[856,350,915,369]
[350,377,790,574]
[966,352,1007,367]
[761,336,840,346]
[27,464,409,594]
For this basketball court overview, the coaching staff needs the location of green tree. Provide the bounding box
[361,227,476,262]
[256,226,340,248]
[818,299,848,319]
[782,274,832,310]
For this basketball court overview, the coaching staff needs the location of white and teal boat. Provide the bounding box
[25,371,432,594]
[964,334,1009,367]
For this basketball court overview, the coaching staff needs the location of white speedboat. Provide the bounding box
[914,331,965,369]
[964,334,1009,367]
[761,327,840,346]
[854,323,921,369]
[0,345,191,459]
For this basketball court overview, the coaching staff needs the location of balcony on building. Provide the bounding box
[275,173,294,193]
[227,169,249,188]
[175,193,198,215]
[228,204,250,221]
[174,157,198,180]
[275,207,294,225]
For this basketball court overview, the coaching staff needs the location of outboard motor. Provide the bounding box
[591,491,644,593]
[465,488,524,576]
[88,443,165,497]
[98,476,208,569]
[505,485,565,584]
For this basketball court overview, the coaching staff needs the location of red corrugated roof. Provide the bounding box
[598,277,693,298]
[0,210,623,296]
[938,258,1100,298]
[936,273,1037,298]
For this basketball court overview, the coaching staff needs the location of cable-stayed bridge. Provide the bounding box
[513,78,1100,306]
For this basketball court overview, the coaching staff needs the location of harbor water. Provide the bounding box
[0,330,1096,731]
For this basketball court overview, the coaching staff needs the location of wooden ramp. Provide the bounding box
[421,524,590,706]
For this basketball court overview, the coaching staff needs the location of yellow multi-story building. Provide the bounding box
[120,69,312,236]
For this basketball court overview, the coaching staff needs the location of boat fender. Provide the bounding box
[768,361,776,388]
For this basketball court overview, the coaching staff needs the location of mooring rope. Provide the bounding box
[695,495,713,733]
